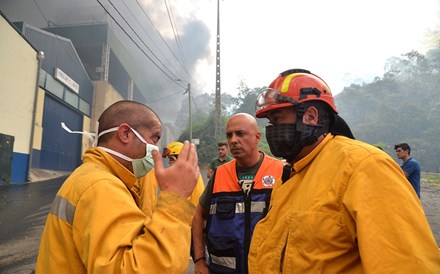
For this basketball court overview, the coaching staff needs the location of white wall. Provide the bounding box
[0,16,38,154]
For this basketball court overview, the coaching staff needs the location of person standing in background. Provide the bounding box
[162,141,205,206]
[207,141,233,179]
[192,113,284,274]
[395,142,421,198]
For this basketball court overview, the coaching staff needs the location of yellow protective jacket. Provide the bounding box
[36,148,195,274]
[249,134,440,273]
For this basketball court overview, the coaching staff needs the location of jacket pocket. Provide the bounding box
[216,198,236,220]
[206,235,239,273]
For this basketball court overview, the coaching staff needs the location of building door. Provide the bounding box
[40,94,83,171]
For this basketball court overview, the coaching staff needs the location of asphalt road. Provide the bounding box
[0,173,439,273]
[0,176,68,274]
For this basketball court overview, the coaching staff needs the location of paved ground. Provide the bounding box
[0,169,438,273]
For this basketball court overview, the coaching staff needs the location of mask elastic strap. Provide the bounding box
[129,127,147,144]
[61,122,96,144]
[98,146,133,162]
[128,127,159,152]
[92,121,99,147]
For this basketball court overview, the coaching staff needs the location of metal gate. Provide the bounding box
[40,94,83,171]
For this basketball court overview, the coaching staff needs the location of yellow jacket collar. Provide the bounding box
[293,133,334,172]
[83,147,138,189]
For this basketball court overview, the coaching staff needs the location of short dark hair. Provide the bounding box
[303,101,333,130]
[394,143,411,154]
[217,141,228,148]
[97,100,159,144]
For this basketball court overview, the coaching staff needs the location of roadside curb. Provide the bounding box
[28,169,70,183]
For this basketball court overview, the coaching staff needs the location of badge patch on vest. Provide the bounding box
[262,175,276,187]
[239,180,254,196]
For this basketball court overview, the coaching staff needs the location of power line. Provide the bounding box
[134,0,191,83]
[33,0,49,26]
[149,90,185,103]
[106,0,184,84]
[120,0,187,83]
[96,0,186,89]
[100,0,202,113]
[163,0,191,81]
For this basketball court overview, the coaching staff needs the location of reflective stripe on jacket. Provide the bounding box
[36,148,195,273]
[206,153,284,274]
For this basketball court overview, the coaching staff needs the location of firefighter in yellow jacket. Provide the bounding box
[135,141,204,220]
[162,141,205,206]
[249,69,440,273]
[36,100,200,273]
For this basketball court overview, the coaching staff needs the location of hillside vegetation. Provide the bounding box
[336,49,440,172]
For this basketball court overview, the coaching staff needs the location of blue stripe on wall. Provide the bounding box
[11,152,29,184]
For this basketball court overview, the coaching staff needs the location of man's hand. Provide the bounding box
[207,168,213,179]
[152,141,199,198]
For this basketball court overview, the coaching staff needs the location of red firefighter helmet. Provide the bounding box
[255,69,338,118]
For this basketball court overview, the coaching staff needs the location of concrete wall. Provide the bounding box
[0,15,38,182]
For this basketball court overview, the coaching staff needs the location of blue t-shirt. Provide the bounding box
[401,157,421,198]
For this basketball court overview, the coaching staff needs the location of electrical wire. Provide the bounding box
[106,0,183,85]
[163,0,191,80]
[33,0,49,26]
[96,0,186,89]
[100,0,202,112]
[120,0,187,83]
[134,0,191,83]
[149,90,185,103]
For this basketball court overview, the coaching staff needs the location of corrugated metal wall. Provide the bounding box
[22,24,94,104]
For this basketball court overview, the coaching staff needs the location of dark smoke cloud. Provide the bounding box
[0,0,213,125]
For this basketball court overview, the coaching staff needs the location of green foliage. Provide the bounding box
[337,45,440,172]
[178,82,273,165]
[178,112,228,164]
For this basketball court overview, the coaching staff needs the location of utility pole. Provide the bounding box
[188,83,192,142]
[179,79,192,142]
[214,0,221,138]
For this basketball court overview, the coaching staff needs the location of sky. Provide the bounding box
[182,0,440,96]
[1,0,440,119]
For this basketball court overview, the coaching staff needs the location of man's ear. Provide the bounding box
[255,131,262,144]
[303,106,319,125]
[117,124,131,144]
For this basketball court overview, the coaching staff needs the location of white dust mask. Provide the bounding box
[97,126,159,178]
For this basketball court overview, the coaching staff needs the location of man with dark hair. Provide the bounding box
[36,100,199,273]
[207,141,233,178]
[395,142,421,198]
[249,69,440,273]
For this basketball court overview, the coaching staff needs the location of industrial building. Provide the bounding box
[0,11,174,183]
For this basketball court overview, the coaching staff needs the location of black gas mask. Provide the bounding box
[265,104,329,162]
[266,122,325,162]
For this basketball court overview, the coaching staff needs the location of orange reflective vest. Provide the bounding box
[206,153,284,274]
